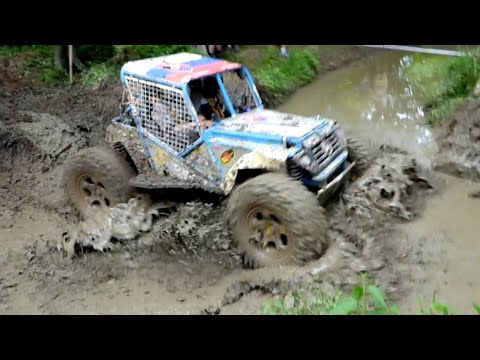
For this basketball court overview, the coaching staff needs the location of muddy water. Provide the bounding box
[278,51,438,167]
[401,174,480,314]
[278,51,480,313]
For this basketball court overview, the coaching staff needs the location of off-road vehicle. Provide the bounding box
[64,52,368,268]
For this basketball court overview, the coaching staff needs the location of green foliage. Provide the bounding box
[112,45,200,62]
[473,303,480,314]
[262,275,480,315]
[0,45,200,86]
[81,63,119,86]
[426,97,465,125]
[19,46,69,85]
[1,44,324,96]
[0,45,32,56]
[418,293,454,315]
[404,50,480,125]
[261,275,399,315]
[254,46,321,96]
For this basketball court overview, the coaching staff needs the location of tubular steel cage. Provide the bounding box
[125,75,197,154]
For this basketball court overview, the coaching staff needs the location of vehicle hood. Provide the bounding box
[203,109,337,161]
[210,109,331,139]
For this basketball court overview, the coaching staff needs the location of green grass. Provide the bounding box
[252,46,321,97]
[404,48,480,125]
[261,274,480,315]
[0,45,334,98]
[0,45,201,86]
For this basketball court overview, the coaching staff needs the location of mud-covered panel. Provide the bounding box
[209,141,248,173]
[105,124,149,173]
[220,152,285,195]
[184,143,220,180]
[149,142,170,170]
[209,138,291,165]
[145,140,221,191]
[215,109,330,138]
[147,141,192,180]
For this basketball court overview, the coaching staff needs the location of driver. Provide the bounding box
[202,76,225,121]
[189,77,225,129]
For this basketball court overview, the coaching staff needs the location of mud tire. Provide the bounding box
[346,136,370,179]
[64,146,137,219]
[224,172,329,269]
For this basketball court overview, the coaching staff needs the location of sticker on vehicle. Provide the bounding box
[220,149,235,165]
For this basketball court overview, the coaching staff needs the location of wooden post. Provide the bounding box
[68,45,73,84]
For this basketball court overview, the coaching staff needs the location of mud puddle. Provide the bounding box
[400,173,480,314]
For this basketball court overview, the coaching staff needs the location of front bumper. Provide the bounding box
[316,161,355,205]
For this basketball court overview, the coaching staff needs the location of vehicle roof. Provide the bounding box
[120,52,242,87]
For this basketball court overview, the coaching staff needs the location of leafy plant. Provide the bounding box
[261,274,399,315]
[404,48,480,125]
[254,46,321,97]
[262,274,480,315]
[473,303,480,314]
[112,45,200,63]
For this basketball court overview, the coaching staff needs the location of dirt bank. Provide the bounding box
[434,94,480,182]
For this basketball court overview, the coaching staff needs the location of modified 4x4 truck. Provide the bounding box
[64,52,368,269]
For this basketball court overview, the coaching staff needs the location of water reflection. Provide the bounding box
[277,51,439,166]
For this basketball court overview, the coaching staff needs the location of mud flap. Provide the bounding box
[317,162,356,205]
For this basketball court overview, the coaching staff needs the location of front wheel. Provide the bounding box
[224,172,329,269]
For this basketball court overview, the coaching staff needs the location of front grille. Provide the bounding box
[310,131,343,172]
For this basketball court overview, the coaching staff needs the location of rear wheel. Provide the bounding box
[64,146,137,219]
[224,172,329,269]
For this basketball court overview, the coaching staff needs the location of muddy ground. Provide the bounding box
[0,51,478,314]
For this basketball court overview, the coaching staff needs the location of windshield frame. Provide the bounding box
[184,66,264,122]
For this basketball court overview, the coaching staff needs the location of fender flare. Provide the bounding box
[221,152,284,195]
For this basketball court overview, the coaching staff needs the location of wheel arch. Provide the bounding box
[221,152,285,195]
